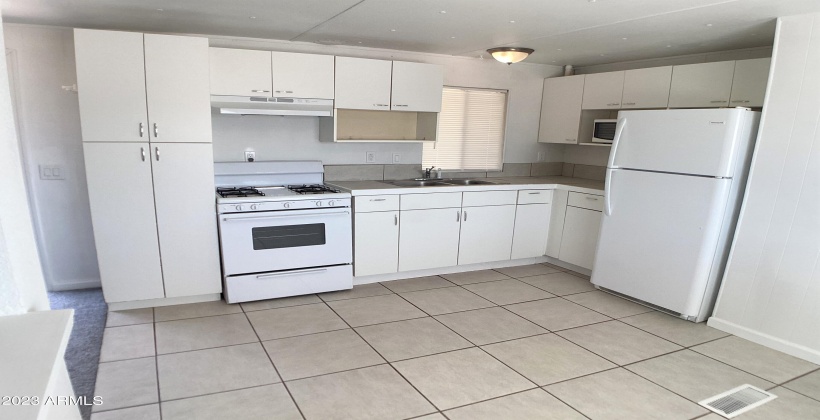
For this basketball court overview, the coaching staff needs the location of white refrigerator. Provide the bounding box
[591,108,760,322]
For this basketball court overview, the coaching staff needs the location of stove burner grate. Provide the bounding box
[287,184,341,194]
[217,187,266,198]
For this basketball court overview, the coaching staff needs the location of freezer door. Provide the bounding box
[611,109,747,177]
[592,169,732,317]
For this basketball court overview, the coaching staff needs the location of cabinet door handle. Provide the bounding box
[456,211,460,222]
[140,147,146,162]
[623,102,636,106]
[528,192,541,195]
[374,104,389,107]
[565,138,575,143]
[586,196,599,201]
[607,103,620,106]
[370,198,386,202]
[139,122,144,137]
[155,147,160,161]
[394,104,408,107]
[731,100,750,103]
[153,123,158,137]
[286,90,293,94]
[463,211,467,221]
[252,89,270,93]
[710,100,726,103]
[394,214,398,225]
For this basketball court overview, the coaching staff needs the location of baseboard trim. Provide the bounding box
[47,279,102,291]
[353,257,551,285]
[707,317,820,365]
[542,256,592,277]
[108,293,222,311]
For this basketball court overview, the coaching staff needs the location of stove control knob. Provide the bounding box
[328,200,335,207]
[315,201,323,207]
[250,204,258,211]
[235,205,243,212]
[283,202,290,209]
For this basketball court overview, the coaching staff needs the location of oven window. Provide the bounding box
[252,223,326,250]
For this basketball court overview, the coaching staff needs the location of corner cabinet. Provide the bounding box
[538,75,585,144]
[729,58,771,108]
[511,190,553,259]
[75,29,220,305]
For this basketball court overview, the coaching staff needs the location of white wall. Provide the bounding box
[206,35,566,164]
[708,14,820,364]
[0,13,50,314]
[3,24,100,291]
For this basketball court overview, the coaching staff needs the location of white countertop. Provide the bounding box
[328,176,605,196]
[0,310,74,419]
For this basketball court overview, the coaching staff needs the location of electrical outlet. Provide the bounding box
[244,151,256,162]
[392,153,401,163]
[366,151,376,163]
[537,151,546,162]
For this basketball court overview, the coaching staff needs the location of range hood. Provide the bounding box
[210,95,334,117]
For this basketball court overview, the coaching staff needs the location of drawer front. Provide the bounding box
[223,265,353,304]
[400,192,462,210]
[517,189,553,204]
[568,191,604,212]
[462,190,517,207]
[355,195,400,212]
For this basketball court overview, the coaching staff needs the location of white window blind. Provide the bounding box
[422,87,507,171]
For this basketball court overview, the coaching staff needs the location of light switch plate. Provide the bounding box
[392,153,401,163]
[366,151,376,163]
[39,164,65,180]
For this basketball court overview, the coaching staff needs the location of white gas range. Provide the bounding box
[214,161,352,304]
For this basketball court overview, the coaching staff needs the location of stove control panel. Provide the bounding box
[218,197,351,214]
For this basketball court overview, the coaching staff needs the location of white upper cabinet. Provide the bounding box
[669,61,736,108]
[582,71,625,109]
[74,29,148,143]
[390,61,444,112]
[538,75,585,144]
[209,48,273,96]
[271,51,335,99]
[335,57,393,110]
[729,58,771,108]
[144,34,211,143]
[621,66,673,109]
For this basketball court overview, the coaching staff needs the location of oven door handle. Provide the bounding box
[256,268,328,279]
[221,210,350,222]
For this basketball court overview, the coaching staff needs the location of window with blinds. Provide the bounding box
[422,87,508,171]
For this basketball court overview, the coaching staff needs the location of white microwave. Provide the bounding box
[592,119,618,143]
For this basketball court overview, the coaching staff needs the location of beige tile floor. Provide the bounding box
[92,264,820,420]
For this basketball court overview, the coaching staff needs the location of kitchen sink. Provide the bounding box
[440,179,497,185]
[387,179,451,187]
[386,178,503,187]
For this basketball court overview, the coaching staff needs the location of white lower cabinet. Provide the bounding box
[558,205,602,270]
[511,204,552,259]
[399,208,462,271]
[458,205,516,265]
[150,143,221,298]
[354,211,399,276]
[83,143,165,302]
[83,142,221,303]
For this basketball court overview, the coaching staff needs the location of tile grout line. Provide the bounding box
[318,299,443,416]
[152,307,162,420]
[240,307,307,420]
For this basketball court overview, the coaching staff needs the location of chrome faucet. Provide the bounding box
[424,166,436,178]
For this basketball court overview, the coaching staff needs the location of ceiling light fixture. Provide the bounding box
[487,47,535,65]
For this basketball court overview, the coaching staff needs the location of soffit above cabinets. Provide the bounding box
[3,0,820,66]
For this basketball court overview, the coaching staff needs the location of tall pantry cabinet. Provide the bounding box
[75,29,221,306]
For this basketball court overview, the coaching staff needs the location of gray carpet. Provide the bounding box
[48,288,107,420]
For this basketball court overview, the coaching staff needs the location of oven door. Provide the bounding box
[219,208,352,275]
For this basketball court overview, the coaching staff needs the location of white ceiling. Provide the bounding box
[3,0,820,66]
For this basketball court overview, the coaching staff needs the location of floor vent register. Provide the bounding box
[698,384,777,418]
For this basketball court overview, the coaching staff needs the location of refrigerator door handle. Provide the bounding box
[604,168,614,216]
[607,117,627,169]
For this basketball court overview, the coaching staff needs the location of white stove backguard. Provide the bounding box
[214,160,325,188]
